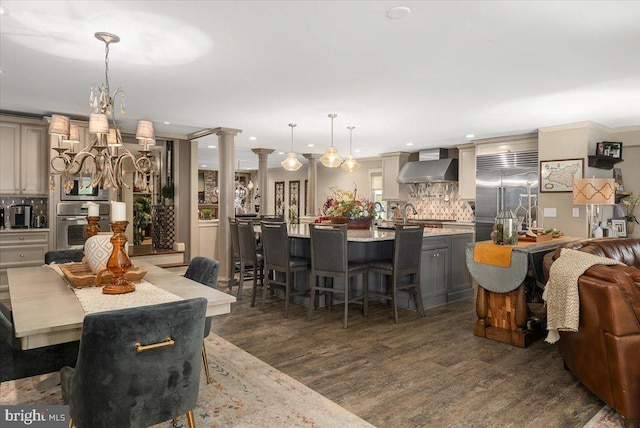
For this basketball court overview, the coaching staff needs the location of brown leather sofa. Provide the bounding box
[544,238,640,428]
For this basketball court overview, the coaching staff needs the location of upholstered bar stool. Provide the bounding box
[368,224,426,323]
[184,256,220,384]
[228,217,254,298]
[307,223,368,328]
[260,221,310,318]
[237,219,265,306]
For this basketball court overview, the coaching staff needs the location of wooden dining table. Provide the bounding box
[7,260,236,350]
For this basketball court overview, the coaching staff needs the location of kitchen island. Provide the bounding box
[285,224,473,310]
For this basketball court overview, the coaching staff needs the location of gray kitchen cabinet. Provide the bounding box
[421,236,450,308]
[0,117,48,196]
[449,233,474,301]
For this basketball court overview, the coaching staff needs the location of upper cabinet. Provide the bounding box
[381,152,410,201]
[0,119,48,196]
[457,144,476,201]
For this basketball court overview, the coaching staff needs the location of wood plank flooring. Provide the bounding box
[210,285,604,427]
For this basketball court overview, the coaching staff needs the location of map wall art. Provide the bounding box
[540,158,583,192]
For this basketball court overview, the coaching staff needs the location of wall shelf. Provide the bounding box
[588,155,623,169]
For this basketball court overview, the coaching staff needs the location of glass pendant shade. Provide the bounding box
[341,155,361,172]
[282,122,302,171]
[282,152,302,171]
[341,125,360,172]
[89,113,109,135]
[321,113,342,168]
[49,115,70,137]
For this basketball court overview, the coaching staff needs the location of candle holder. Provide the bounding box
[86,216,101,237]
[102,220,135,295]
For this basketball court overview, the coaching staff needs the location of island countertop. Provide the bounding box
[286,223,471,242]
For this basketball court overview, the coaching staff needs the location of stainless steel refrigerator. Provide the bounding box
[475,151,539,242]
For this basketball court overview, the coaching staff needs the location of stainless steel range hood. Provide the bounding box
[397,149,459,183]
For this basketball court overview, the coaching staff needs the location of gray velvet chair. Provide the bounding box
[237,219,265,306]
[60,298,207,428]
[307,223,368,328]
[260,221,309,318]
[228,217,255,297]
[184,256,219,384]
[368,224,426,323]
[44,249,84,265]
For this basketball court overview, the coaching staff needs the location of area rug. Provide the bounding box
[583,405,624,428]
[0,333,373,428]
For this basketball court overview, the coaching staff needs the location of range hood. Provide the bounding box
[397,149,459,183]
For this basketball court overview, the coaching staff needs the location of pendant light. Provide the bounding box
[341,125,361,173]
[320,113,343,168]
[281,123,302,171]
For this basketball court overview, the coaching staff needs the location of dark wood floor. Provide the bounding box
[211,284,604,428]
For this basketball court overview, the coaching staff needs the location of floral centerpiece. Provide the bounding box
[324,186,376,229]
[622,194,639,234]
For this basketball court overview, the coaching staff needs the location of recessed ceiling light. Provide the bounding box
[207,145,216,149]
[0,6,6,16]
[277,151,285,155]
[465,134,475,139]
[163,121,171,125]
[249,136,257,140]
[387,6,411,19]
[354,149,361,153]
[201,164,207,168]
[406,142,414,146]
[306,143,314,147]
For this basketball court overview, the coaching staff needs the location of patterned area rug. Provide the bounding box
[583,405,624,428]
[0,333,373,427]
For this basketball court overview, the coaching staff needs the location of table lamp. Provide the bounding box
[572,178,616,238]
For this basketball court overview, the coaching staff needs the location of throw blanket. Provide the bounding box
[473,242,513,267]
[543,248,623,343]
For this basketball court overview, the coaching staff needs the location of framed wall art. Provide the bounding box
[540,158,583,193]
[611,219,627,237]
[596,141,623,159]
[304,180,309,216]
[275,181,285,216]
[289,180,300,219]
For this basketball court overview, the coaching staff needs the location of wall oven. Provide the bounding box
[56,202,111,250]
[60,176,109,201]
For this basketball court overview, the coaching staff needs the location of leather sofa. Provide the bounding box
[544,238,640,428]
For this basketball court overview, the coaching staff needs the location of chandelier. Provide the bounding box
[320,113,343,168]
[341,125,361,173]
[281,123,302,171]
[48,32,155,193]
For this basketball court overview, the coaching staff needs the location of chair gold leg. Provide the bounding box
[69,417,73,428]
[202,342,212,384]
[172,417,178,427]
[186,409,196,428]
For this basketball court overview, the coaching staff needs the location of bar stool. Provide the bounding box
[368,224,426,323]
[260,221,310,318]
[307,223,368,328]
[237,219,265,306]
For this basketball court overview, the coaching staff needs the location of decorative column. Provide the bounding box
[213,127,242,282]
[251,148,274,215]
[303,154,322,215]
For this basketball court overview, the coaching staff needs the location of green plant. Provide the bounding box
[201,208,212,219]
[622,194,640,223]
[133,195,152,246]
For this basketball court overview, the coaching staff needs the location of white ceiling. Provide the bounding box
[1,1,639,170]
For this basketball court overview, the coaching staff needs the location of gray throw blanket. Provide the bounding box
[543,248,623,343]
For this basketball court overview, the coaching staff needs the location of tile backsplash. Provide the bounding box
[0,195,49,228]
[406,192,475,222]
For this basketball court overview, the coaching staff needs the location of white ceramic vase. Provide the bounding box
[85,233,129,274]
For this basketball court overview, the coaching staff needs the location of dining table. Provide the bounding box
[7,260,236,351]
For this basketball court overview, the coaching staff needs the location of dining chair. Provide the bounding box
[60,298,207,428]
[184,256,219,385]
[228,217,255,298]
[368,224,426,323]
[307,223,368,328]
[44,249,84,265]
[237,219,265,306]
[260,221,310,318]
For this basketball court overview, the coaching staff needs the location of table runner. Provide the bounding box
[72,280,183,315]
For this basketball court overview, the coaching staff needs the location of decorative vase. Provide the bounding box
[627,220,635,235]
[85,233,129,274]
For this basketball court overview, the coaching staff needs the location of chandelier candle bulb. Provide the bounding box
[111,202,126,221]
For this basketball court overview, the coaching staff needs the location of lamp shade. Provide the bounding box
[320,146,343,168]
[341,155,361,172]
[62,124,80,144]
[135,120,155,144]
[572,178,616,205]
[107,129,123,147]
[49,115,70,137]
[88,113,109,135]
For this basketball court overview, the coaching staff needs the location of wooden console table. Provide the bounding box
[465,237,578,347]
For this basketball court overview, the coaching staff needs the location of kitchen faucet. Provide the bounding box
[403,203,417,225]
